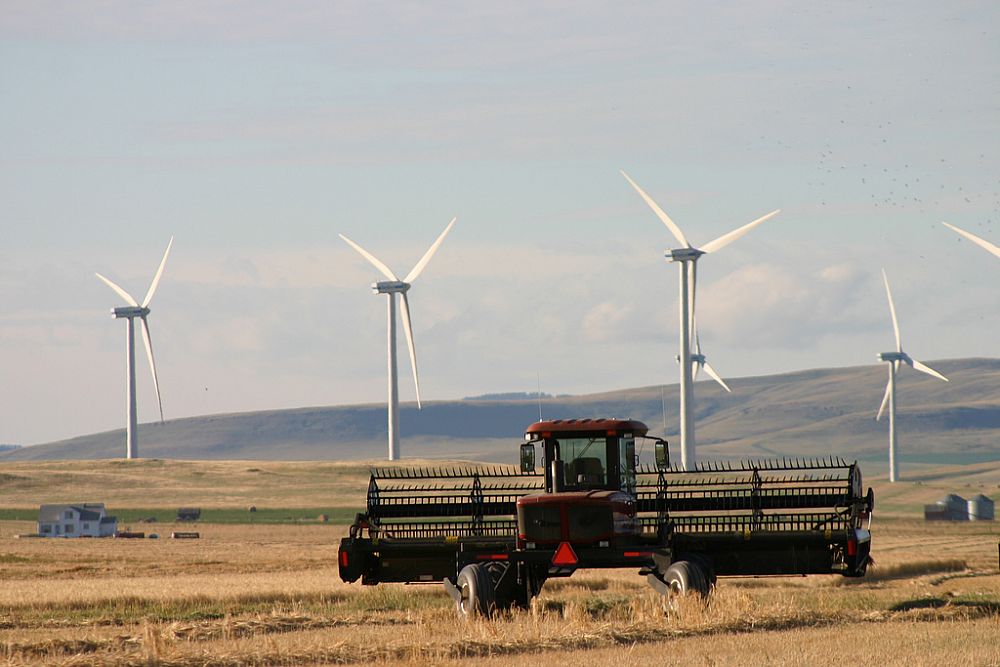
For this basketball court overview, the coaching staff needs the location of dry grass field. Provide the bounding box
[1,459,999,666]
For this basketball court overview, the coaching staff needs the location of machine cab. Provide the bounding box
[522,419,648,495]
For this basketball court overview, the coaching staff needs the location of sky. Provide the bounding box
[2,1,999,446]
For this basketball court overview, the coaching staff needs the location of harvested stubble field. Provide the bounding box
[1,460,999,666]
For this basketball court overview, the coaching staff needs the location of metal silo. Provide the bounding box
[941,494,968,521]
[968,494,995,521]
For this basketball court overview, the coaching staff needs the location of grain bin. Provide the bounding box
[968,494,995,521]
[940,493,968,520]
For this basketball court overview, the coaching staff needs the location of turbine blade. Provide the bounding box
[142,236,174,307]
[876,378,891,421]
[620,170,690,247]
[881,269,902,352]
[140,316,164,423]
[702,360,732,393]
[700,210,780,254]
[404,217,457,283]
[909,358,949,382]
[95,273,139,307]
[398,292,421,409]
[339,234,398,281]
[690,315,701,379]
[942,221,1000,260]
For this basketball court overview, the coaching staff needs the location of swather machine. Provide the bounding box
[338,418,874,616]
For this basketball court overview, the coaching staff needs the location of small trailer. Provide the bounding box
[339,419,873,616]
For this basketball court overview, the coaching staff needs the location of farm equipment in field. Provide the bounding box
[338,419,874,616]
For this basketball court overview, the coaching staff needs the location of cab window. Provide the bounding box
[618,434,637,494]
[556,437,607,489]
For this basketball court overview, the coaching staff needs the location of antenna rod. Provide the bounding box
[536,371,542,422]
[661,385,667,436]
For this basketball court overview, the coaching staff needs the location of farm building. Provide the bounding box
[38,503,117,537]
[924,493,969,521]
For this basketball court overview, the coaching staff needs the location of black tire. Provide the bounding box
[661,560,709,611]
[455,564,495,618]
[687,554,717,590]
[486,562,515,612]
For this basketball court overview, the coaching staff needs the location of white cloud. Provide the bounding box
[698,261,877,349]
[582,301,635,343]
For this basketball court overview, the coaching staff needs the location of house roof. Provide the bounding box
[38,504,107,523]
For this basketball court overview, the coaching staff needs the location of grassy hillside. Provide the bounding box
[0,459,372,509]
[1,457,999,519]
[4,357,1000,464]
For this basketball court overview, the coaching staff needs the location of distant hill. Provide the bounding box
[463,392,555,401]
[0,445,20,454]
[4,358,1000,464]
[0,457,995,519]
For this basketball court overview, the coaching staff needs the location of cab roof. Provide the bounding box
[525,418,648,438]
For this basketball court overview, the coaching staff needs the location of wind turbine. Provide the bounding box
[942,222,1000,260]
[690,324,732,393]
[95,237,173,459]
[621,170,778,469]
[876,269,948,483]
[340,218,456,460]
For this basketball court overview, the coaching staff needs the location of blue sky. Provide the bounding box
[2,1,999,445]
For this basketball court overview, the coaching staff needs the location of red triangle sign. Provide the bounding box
[551,541,578,566]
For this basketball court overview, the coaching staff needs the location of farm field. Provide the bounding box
[1,459,999,665]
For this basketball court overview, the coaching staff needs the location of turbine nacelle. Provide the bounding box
[666,247,704,262]
[877,351,906,363]
[111,306,150,319]
[372,281,411,294]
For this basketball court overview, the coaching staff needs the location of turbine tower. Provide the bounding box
[942,222,1000,260]
[876,269,948,483]
[95,237,173,459]
[340,218,456,460]
[621,170,778,470]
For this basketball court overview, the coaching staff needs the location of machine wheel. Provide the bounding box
[660,560,710,611]
[486,562,516,612]
[688,554,717,590]
[455,564,495,618]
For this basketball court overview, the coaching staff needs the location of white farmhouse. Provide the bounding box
[38,504,118,537]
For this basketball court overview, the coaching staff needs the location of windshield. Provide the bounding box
[557,437,607,490]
